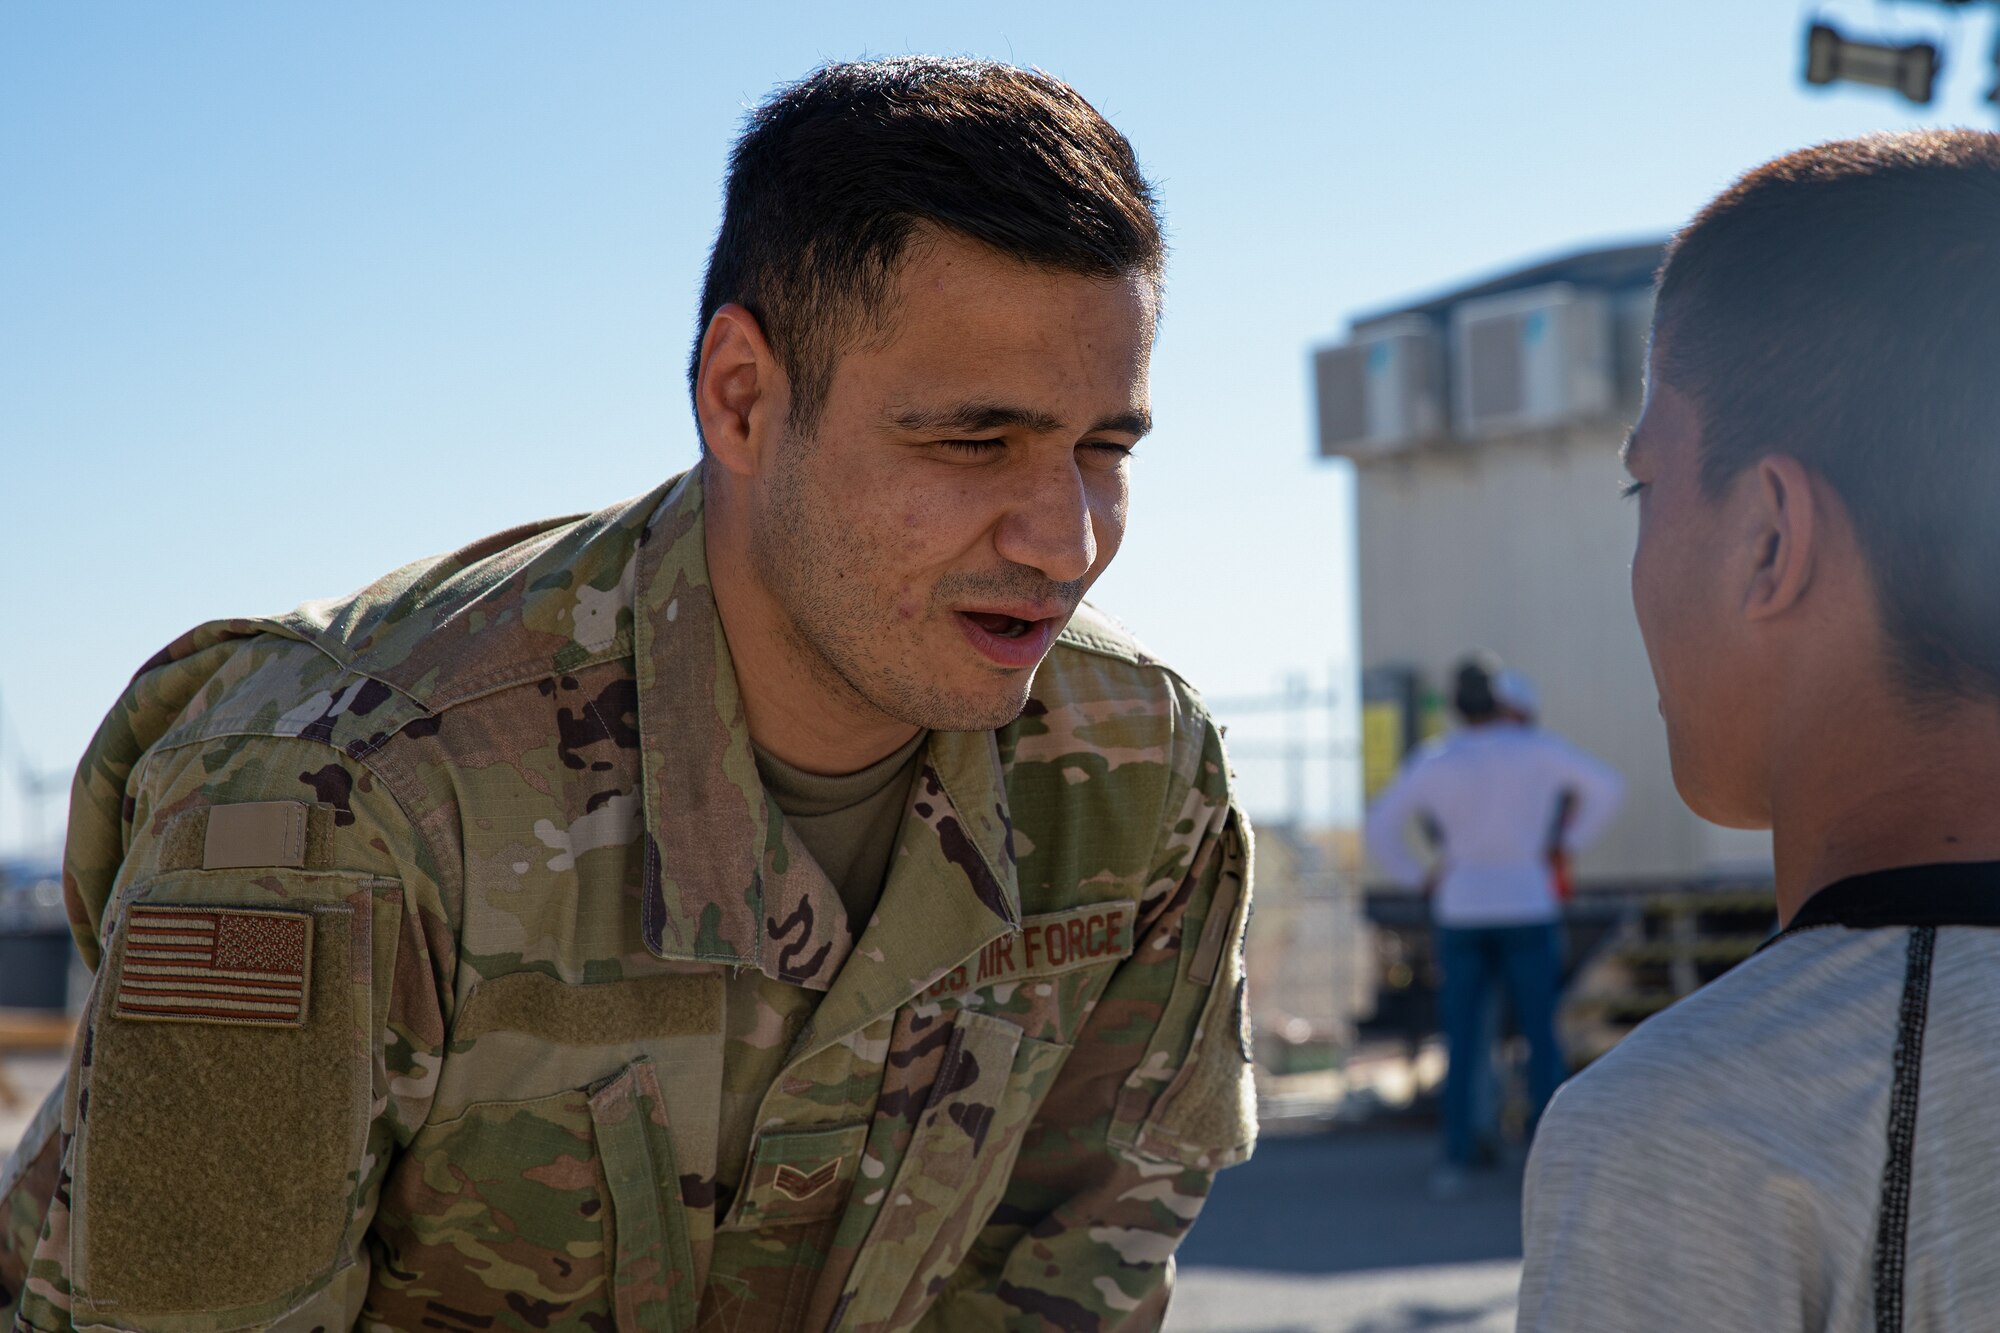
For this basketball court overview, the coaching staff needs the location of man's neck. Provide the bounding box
[1769,693,2000,925]
[702,473,920,777]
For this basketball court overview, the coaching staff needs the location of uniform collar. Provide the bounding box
[631,467,1021,998]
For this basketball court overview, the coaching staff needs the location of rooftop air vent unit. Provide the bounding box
[1450,284,1613,439]
[1612,286,1657,414]
[1313,318,1445,459]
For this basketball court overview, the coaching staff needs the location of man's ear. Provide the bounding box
[694,304,788,477]
[1742,454,1818,623]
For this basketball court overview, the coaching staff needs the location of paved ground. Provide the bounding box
[1167,1123,1524,1333]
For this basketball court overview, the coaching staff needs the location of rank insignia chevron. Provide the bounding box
[772,1159,841,1202]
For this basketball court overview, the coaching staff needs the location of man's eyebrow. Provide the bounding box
[889,402,1065,435]
[887,402,1152,439]
[1620,427,1642,468]
[1093,409,1153,439]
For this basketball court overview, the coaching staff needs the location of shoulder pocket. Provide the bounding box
[1108,816,1257,1171]
[69,870,389,1331]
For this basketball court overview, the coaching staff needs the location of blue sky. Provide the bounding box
[2,1,1991,856]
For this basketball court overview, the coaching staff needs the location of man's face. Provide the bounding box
[1625,340,1770,827]
[749,231,1154,733]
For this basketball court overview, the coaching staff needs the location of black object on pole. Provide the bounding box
[1805,20,1942,105]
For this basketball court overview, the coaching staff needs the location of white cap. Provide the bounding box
[1492,668,1539,719]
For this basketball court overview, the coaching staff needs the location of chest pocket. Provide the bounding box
[833,1008,1069,1332]
[367,1057,703,1333]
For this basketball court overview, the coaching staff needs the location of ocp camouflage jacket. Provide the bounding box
[0,467,1256,1333]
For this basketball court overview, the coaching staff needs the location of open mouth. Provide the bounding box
[954,608,1061,668]
[963,611,1036,639]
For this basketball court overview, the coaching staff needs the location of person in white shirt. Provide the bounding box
[1519,130,2000,1332]
[1365,657,1623,1187]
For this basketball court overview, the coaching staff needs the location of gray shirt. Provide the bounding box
[1521,866,2000,1332]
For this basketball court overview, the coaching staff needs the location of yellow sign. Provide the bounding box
[1363,700,1405,801]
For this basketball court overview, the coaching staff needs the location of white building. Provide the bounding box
[1319,242,1772,887]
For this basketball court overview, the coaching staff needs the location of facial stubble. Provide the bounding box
[752,439,1077,735]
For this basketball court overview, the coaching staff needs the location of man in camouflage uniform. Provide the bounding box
[0,57,1255,1332]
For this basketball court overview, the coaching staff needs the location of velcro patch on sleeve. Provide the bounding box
[924,900,1137,1000]
[113,906,314,1028]
[156,802,337,873]
[202,800,309,870]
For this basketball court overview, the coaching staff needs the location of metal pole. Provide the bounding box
[1327,661,1343,829]
[1286,672,1307,827]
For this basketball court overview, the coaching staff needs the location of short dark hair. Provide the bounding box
[1453,655,1501,724]
[1655,130,2000,700]
[690,57,1164,438]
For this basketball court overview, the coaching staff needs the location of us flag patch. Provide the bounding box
[114,906,313,1028]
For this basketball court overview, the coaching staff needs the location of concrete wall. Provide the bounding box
[1355,424,1773,884]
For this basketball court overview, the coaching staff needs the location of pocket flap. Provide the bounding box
[910,1010,1024,1189]
[589,1058,701,1329]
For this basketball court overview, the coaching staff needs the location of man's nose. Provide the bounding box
[993,456,1098,585]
